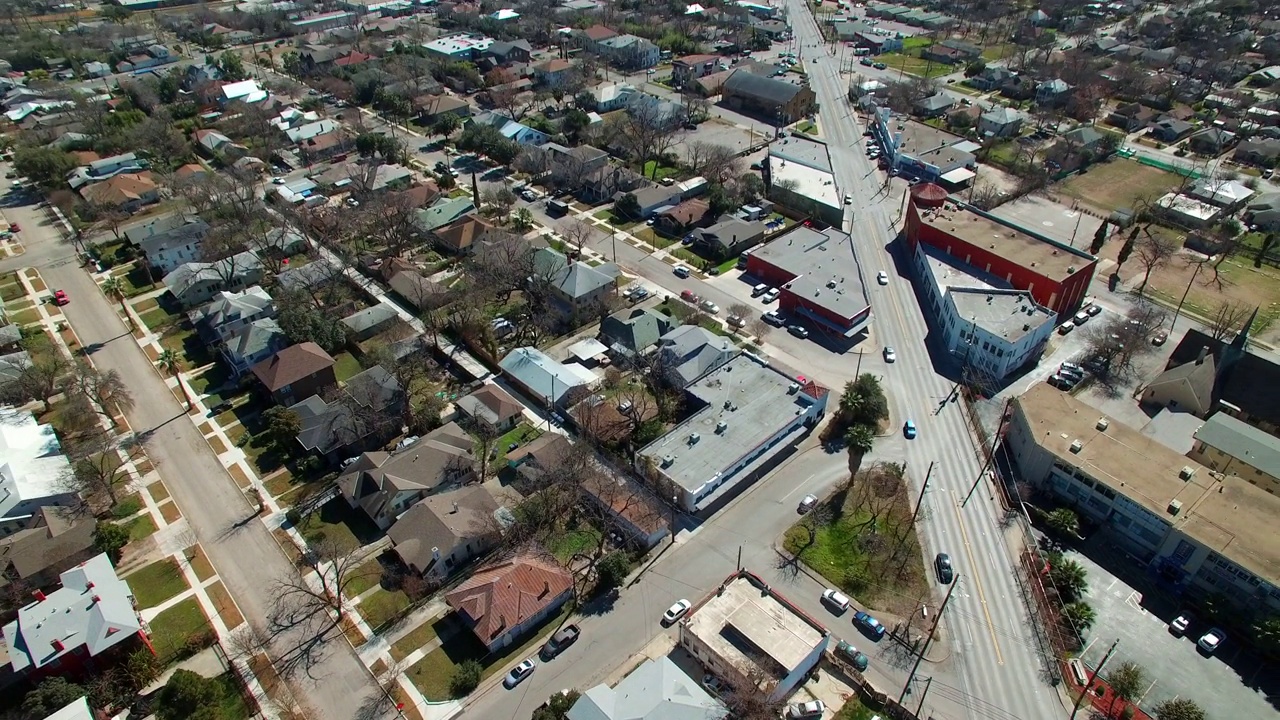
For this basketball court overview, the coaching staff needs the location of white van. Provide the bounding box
[751,283,770,297]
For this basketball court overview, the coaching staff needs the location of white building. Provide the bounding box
[911,240,1055,384]
[424,34,495,60]
[0,409,76,537]
[1156,192,1221,228]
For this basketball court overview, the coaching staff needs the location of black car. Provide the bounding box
[540,624,581,660]
[934,553,954,584]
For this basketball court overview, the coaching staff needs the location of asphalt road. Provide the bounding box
[0,189,389,720]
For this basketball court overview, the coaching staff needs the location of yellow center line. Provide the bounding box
[952,498,1004,664]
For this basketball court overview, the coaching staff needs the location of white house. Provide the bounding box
[0,409,75,538]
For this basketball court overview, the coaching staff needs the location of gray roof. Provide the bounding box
[657,325,736,387]
[190,285,273,331]
[0,506,95,588]
[692,217,766,252]
[163,251,263,299]
[568,656,725,720]
[292,366,402,454]
[224,317,289,362]
[455,385,523,427]
[342,304,400,334]
[534,247,620,300]
[388,485,500,573]
[981,106,1023,124]
[917,93,955,112]
[0,323,21,347]
[500,347,594,404]
[1063,125,1105,147]
[723,69,805,105]
[125,212,210,255]
[338,422,476,518]
[769,135,832,173]
[276,258,340,291]
[0,350,29,385]
[1194,412,1280,480]
[602,307,677,355]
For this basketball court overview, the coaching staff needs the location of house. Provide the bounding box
[416,197,477,234]
[1150,117,1195,142]
[456,385,524,432]
[1058,125,1109,155]
[653,199,713,237]
[533,143,610,189]
[1188,412,1280,495]
[192,129,245,159]
[298,131,348,163]
[622,186,683,219]
[914,93,955,118]
[1234,138,1280,166]
[417,94,472,123]
[656,325,736,387]
[469,111,549,146]
[533,247,621,311]
[189,286,275,344]
[0,350,27,391]
[968,66,1014,91]
[854,31,902,55]
[533,58,574,88]
[1141,346,1217,416]
[1108,102,1158,132]
[78,173,159,213]
[1036,79,1072,106]
[220,79,267,105]
[174,163,209,182]
[721,71,817,124]
[1188,127,1236,155]
[567,656,724,720]
[978,106,1023,138]
[291,365,404,461]
[486,39,533,65]
[601,307,678,357]
[500,347,597,407]
[921,45,969,65]
[222,318,290,378]
[688,216,768,258]
[596,34,661,70]
[337,422,477,529]
[389,485,501,578]
[251,341,337,405]
[1186,178,1254,211]
[126,213,211,275]
[0,408,75,536]
[388,268,447,310]
[445,554,574,651]
[579,81,629,112]
[1,554,148,676]
[999,75,1037,101]
[341,304,400,341]
[0,507,96,592]
[506,433,574,484]
[579,474,669,550]
[163,252,265,308]
[431,213,497,255]
[285,119,341,144]
[672,54,722,86]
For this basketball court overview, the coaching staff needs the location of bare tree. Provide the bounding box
[727,303,752,333]
[0,352,71,412]
[67,362,135,429]
[61,429,143,507]
[1134,230,1179,295]
[748,316,772,344]
[558,218,596,256]
[1207,300,1252,341]
[1083,301,1167,383]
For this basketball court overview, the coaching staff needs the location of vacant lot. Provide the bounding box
[1143,254,1280,337]
[1058,159,1181,214]
[876,52,953,79]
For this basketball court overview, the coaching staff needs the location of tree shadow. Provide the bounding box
[577,587,620,617]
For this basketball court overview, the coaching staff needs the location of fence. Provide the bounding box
[826,653,922,720]
[1133,154,1203,179]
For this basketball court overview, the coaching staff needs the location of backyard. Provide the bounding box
[293,498,382,554]
[1058,159,1182,214]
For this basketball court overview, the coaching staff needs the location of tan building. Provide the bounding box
[1140,346,1216,416]
[1188,412,1280,495]
[1007,383,1280,614]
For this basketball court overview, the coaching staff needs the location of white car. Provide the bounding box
[876,271,888,285]
[844,193,853,205]
[883,347,896,363]
[763,309,784,325]
[271,176,285,185]
[1198,628,1225,654]
[762,288,780,303]
[1170,613,1191,636]
[700,300,720,314]
[784,700,826,719]
[663,599,692,625]
[673,265,691,278]
[503,658,536,688]
[820,589,850,612]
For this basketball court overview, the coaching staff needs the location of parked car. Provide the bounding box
[1073,310,1090,325]
[860,57,874,66]
[673,265,691,278]
[835,640,869,671]
[844,193,853,205]
[727,314,746,328]
[934,553,954,584]
[1047,374,1076,390]
[854,611,886,640]
[821,589,851,612]
[762,288,780,303]
[53,290,69,306]
[784,700,825,719]
[903,420,917,439]
[1169,613,1192,636]
[788,324,810,338]
[504,659,536,688]
[1152,329,1168,346]
[702,674,730,695]
[1198,628,1225,654]
[396,435,420,450]
[763,310,784,325]
[877,271,888,285]
[700,300,720,314]
[540,625,581,660]
[680,289,700,304]
[1086,304,1102,316]
[662,599,692,625]
[1060,362,1085,376]
[1058,321,1075,335]
[798,494,818,513]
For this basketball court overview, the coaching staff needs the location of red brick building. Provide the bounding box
[745,225,872,339]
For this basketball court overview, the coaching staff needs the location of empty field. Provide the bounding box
[1058,159,1181,214]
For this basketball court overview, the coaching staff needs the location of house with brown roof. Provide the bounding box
[533,58,574,87]
[78,173,159,213]
[580,473,668,549]
[654,199,713,237]
[431,213,497,255]
[506,432,576,489]
[389,485,500,578]
[417,94,472,123]
[0,507,97,592]
[337,422,478,529]
[250,341,337,405]
[672,53,722,86]
[456,385,524,432]
[445,554,574,651]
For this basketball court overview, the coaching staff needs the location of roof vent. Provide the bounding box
[662,454,675,467]
[1168,498,1183,516]
[716,420,728,434]
[432,547,440,559]
[1069,439,1083,453]
[788,382,800,394]
[1179,465,1196,480]
[688,432,701,444]
[1096,418,1109,431]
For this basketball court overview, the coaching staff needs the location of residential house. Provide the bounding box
[337,422,477,529]
[721,70,817,124]
[250,341,337,405]
[222,318,290,378]
[688,216,767,258]
[533,247,621,312]
[486,39,532,65]
[914,93,955,118]
[581,81,629,112]
[1150,117,1195,142]
[579,166,646,204]
[298,131,348,164]
[533,143,610,189]
[1186,177,1254,211]
[341,304,400,341]
[1141,346,1217,416]
[579,474,669,549]
[500,347,597,408]
[220,79,268,105]
[968,66,1014,91]
[445,554,574,651]
[0,507,96,594]
[568,657,724,720]
[386,266,447,310]
[189,286,275,345]
[291,366,405,462]
[533,58,574,88]
[1234,138,1280,166]
[285,119,340,145]
[601,307,678,357]
[277,258,341,294]
[1108,102,1158,132]
[469,111,549,145]
[78,173,159,213]
[417,94,472,123]
[596,34,660,70]
[0,350,27,392]
[506,433,574,486]
[622,186,683,219]
[654,199,713,237]
[163,252,265,309]
[1000,75,1037,101]
[672,54,722,86]
[416,197,478,234]
[431,213,497,255]
[193,128,246,159]
[0,408,75,537]
[389,485,501,578]
[174,163,209,182]
[921,44,970,65]
[1188,127,1237,155]
[1,554,147,676]
[656,325,736,387]
[1036,79,1072,106]
[126,213,211,275]
[1052,125,1110,163]
[978,106,1023,138]
[854,31,902,55]
[456,385,524,432]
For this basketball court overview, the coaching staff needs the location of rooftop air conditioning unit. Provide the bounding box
[688,432,701,444]
[1179,466,1196,480]
[662,455,675,467]
[1096,418,1109,431]
[1168,499,1183,516]
[716,421,728,434]
[1069,439,1083,453]
[788,383,800,393]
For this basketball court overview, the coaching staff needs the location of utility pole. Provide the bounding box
[1069,639,1120,720]
[611,229,617,263]
[963,397,1009,507]
[855,348,863,376]
[1068,211,1084,248]
[915,675,933,717]
[899,574,958,704]
[911,461,934,524]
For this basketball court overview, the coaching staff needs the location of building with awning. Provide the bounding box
[938,167,976,186]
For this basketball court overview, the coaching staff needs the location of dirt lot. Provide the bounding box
[1057,159,1183,214]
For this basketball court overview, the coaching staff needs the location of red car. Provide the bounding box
[680,289,700,304]
[8,223,18,233]
[53,290,69,306]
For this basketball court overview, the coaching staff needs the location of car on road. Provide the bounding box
[762,288,780,303]
[788,324,810,338]
[784,700,826,719]
[844,193,853,205]
[700,300,719,314]
[271,176,285,184]
[854,611,886,640]
[763,310,783,325]
[53,290,69,306]
[835,640,869,671]
[1170,613,1192,636]
[681,289,701,304]
[673,265,691,278]
[1198,628,1225,654]
[883,347,896,363]
[1058,321,1075,335]
[519,188,538,202]
[662,599,692,625]
[504,659,536,688]
[821,589,850,612]
[8,223,17,232]
[934,553,954,584]
[877,271,888,285]
[903,420,917,439]
[1152,329,1168,345]
[860,57,874,66]
[798,494,818,514]
[873,62,887,69]
[647,68,656,74]
[540,625,580,660]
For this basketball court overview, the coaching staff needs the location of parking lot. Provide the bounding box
[1072,542,1280,720]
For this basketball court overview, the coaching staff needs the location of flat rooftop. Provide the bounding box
[638,354,809,494]
[914,201,1088,283]
[896,120,963,155]
[425,34,494,54]
[950,288,1055,344]
[769,135,832,173]
[686,573,825,679]
[769,161,839,209]
[754,225,871,322]
[1016,383,1280,587]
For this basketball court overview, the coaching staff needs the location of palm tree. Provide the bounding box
[1061,601,1097,636]
[1045,507,1080,537]
[844,423,875,456]
[157,350,192,411]
[1048,558,1089,602]
[100,277,132,331]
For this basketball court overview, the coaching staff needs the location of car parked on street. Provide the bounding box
[504,659,536,688]
[854,611,886,640]
[835,640,869,671]
[540,625,581,660]
[763,310,784,325]
[662,599,692,625]
[877,271,888,285]
[1058,321,1075,335]
[681,289,700,304]
[700,300,719,314]
[821,589,851,613]
[788,324,810,338]
[934,553,954,584]
[53,290,69,306]
[673,265,691,278]
[798,494,818,513]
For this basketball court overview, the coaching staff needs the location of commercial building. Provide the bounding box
[745,224,872,339]
[763,135,843,226]
[1188,412,1280,495]
[636,353,827,513]
[721,71,817,125]
[905,185,1096,316]
[868,105,977,184]
[679,570,829,701]
[424,34,495,60]
[1007,383,1280,614]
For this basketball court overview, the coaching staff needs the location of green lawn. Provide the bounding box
[148,597,212,664]
[159,324,212,367]
[492,423,542,467]
[190,365,233,398]
[123,514,158,542]
[138,305,181,333]
[126,558,190,609]
[879,52,953,78]
[333,351,363,383]
[344,559,384,598]
[714,256,740,274]
[547,525,602,564]
[120,265,157,297]
[834,695,880,720]
[640,161,679,181]
[902,36,933,51]
[795,120,817,135]
[294,499,381,553]
[210,673,256,720]
[8,307,40,326]
[359,588,412,629]
[391,618,441,662]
